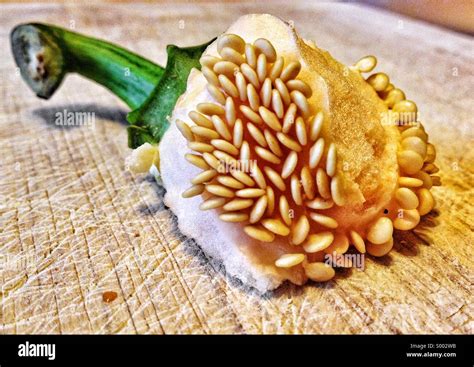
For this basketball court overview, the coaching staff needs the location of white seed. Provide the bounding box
[245,43,257,69]
[254,38,277,63]
[398,177,424,188]
[233,119,243,148]
[303,232,334,253]
[223,198,253,211]
[309,212,338,229]
[275,78,292,105]
[260,78,272,107]
[291,174,303,205]
[393,209,420,230]
[259,106,282,131]
[280,61,301,82]
[417,188,435,216]
[286,79,312,98]
[214,150,237,166]
[235,71,247,102]
[301,166,316,200]
[304,262,335,282]
[185,154,209,170]
[230,169,255,187]
[240,63,260,88]
[264,129,283,157]
[309,137,325,168]
[354,55,377,73]
[244,225,275,242]
[309,112,323,141]
[279,195,292,226]
[275,253,305,268]
[367,238,393,257]
[326,143,337,177]
[247,83,261,111]
[240,105,263,124]
[396,187,419,210]
[182,184,205,198]
[264,166,286,191]
[225,97,236,126]
[295,117,308,146]
[282,103,297,133]
[266,186,275,216]
[250,195,268,223]
[255,146,281,164]
[257,53,267,82]
[306,197,334,210]
[219,212,249,222]
[188,141,214,153]
[200,55,220,69]
[240,140,250,162]
[269,56,284,80]
[191,125,220,140]
[217,33,245,54]
[330,175,345,206]
[220,47,245,65]
[211,115,232,141]
[281,151,298,179]
[316,168,331,199]
[203,152,220,170]
[367,217,393,245]
[218,74,239,98]
[366,72,389,92]
[272,89,284,118]
[197,103,225,116]
[199,197,227,210]
[290,90,310,118]
[324,233,349,254]
[398,150,424,175]
[236,188,266,198]
[206,184,235,198]
[207,84,226,105]
[176,119,194,141]
[201,66,220,87]
[191,169,217,184]
[189,111,214,128]
[261,218,290,236]
[247,123,267,147]
[402,136,427,158]
[250,162,267,189]
[350,231,366,254]
[276,132,302,152]
[291,215,310,245]
[214,61,239,78]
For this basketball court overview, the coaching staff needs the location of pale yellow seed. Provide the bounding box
[188,141,214,153]
[185,154,209,170]
[301,166,316,200]
[417,188,435,216]
[398,177,424,187]
[291,215,310,245]
[425,143,436,163]
[207,84,226,105]
[367,238,394,257]
[310,112,323,142]
[217,33,245,54]
[413,171,433,189]
[309,137,325,169]
[240,63,260,88]
[280,61,301,82]
[264,166,286,191]
[182,184,205,198]
[244,225,275,242]
[269,56,284,80]
[260,78,272,107]
[295,117,307,146]
[197,103,225,116]
[247,83,261,111]
[324,234,349,255]
[191,126,220,140]
[393,209,420,230]
[272,89,284,118]
[423,163,439,174]
[230,169,255,187]
[240,105,263,124]
[330,175,345,206]
[304,262,335,282]
[250,195,268,223]
[262,218,290,236]
[401,126,428,142]
[255,146,281,165]
[366,72,389,92]
[176,119,194,141]
[350,231,366,254]
[254,38,277,63]
[354,55,377,73]
[219,212,249,222]
[281,151,298,179]
[191,169,217,185]
[236,188,265,198]
[250,162,267,189]
[303,232,334,253]
[202,152,220,170]
[396,187,419,210]
[291,174,303,205]
[206,184,235,198]
[225,97,236,126]
[211,115,232,141]
[201,66,220,87]
[235,72,247,102]
[276,132,302,152]
[219,46,245,65]
[316,168,331,199]
[189,111,214,128]
[393,100,418,119]
[259,106,282,132]
[247,122,267,147]
[218,74,239,98]
[275,78,291,105]
[214,61,239,78]
[233,119,243,148]
[286,79,312,98]
[384,88,406,108]
[402,136,427,158]
[214,150,236,166]
[290,90,310,118]
[257,53,267,83]
[275,253,305,268]
[306,197,334,210]
[279,195,292,226]
[223,198,253,211]
[211,139,238,156]
[266,186,275,216]
[309,212,338,229]
[264,129,283,157]
[398,150,424,175]
[200,55,220,69]
[199,197,227,210]
[245,43,257,69]
[282,103,297,133]
[326,143,337,177]
[217,176,245,189]
[367,217,393,245]
[240,140,250,162]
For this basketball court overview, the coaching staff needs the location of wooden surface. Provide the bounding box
[0,1,473,334]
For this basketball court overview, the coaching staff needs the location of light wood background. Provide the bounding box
[0,1,473,334]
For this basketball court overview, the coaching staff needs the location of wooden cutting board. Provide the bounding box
[0,1,472,334]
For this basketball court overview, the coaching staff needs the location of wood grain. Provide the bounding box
[0,1,472,334]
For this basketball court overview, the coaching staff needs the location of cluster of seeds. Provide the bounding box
[177,35,439,282]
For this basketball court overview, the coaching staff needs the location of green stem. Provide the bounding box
[11,23,164,109]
